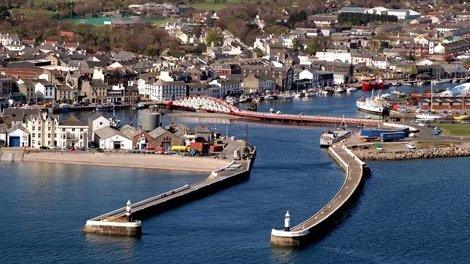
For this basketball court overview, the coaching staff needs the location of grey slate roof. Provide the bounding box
[95,127,128,140]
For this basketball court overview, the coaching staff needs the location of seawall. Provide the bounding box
[0,149,229,172]
[270,142,368,248]
[82,145,256,237]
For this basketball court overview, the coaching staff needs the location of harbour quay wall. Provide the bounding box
[270,143,368,248]
[6,150,229,172]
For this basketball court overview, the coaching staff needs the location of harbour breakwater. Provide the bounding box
[352,143,470,161]
[83,143,256,237]
[270,142,369,248]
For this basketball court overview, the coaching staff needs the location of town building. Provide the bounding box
[94,126,133,150]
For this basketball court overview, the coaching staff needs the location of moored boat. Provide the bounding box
[356,94,390,116]
[319,129,351,147]
[361,81,388,91]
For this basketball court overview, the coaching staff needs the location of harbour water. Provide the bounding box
[1,123,468,263]
[1,84,468,263]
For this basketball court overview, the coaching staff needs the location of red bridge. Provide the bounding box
[168,97,381,127]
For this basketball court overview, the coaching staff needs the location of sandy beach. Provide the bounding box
[21,152,230,172]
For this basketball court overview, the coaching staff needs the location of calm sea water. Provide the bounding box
[1,84,469,263]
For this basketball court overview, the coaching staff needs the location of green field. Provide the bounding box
[189,0,258,11]
[435,123,470,137]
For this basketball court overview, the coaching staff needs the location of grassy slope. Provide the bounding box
[436,123,470,137]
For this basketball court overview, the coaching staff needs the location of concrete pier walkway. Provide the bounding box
[270,140,368,248]
[83,142,256,237]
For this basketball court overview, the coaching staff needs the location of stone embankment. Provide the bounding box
[352,144,470,161]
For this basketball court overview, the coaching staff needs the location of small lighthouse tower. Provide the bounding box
[284,211,291,231]
[125,200,132,222]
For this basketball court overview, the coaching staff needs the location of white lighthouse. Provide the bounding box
[284,211,291,231]
[125,200,132,222]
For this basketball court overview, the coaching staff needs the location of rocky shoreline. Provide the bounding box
[351,145,470,161]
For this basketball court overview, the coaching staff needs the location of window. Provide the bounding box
[72,128,75,132]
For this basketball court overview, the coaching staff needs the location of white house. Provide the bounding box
[137,79,186,101]
[433,43,446,54]
[351,53,373,66]
[56,115,88,149]
[315,51,352,64]
[413,35,430,46]
[94,127,133,150]
[209,79,241,97]
[371,56,389,70]
[253,37,270,54]
[92,67,105,81]
[88,112,111,141]
[24,112,59,149]
[34,80,56,103]
[7,126,29,147]
[416,58,434,66]
[299,69,315,80]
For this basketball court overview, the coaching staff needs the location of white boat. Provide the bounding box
[277,92,293,99]
[320,89,329,96]
[319,129,351,147]
[415,77,442,121]
[306,90,316,97]
[334,87,346,93]
[356,94,390,116]
[415,112,442,121]
[391,90,405,96]
[294,92,305,99]
[347,87,357,93]
[264,94,274,101]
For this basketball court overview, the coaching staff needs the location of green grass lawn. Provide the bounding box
[189,0,259,11]
[435,123,470,137]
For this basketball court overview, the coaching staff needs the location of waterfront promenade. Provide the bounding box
[20,151,229,172]
[270,140,367,247]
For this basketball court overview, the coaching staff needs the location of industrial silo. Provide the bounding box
[138,111,161,131]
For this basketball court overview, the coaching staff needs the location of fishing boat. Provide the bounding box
[356,91,390,116]
[361,80,388,91]
[347,86,357,93]
[319,129,351,147]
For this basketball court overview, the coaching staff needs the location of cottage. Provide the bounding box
[7,126,29,147]
[94,127,133,150]
[88,112,111,141]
